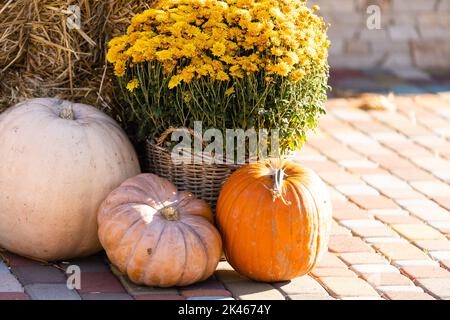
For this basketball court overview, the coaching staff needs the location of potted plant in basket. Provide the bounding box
[107,0,330,208]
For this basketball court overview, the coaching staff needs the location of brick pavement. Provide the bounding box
[1,70,450,300]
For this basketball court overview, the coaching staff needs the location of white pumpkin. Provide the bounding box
[0,98,141,261]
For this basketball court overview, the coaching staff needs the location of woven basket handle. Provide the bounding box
[156,127,205,147]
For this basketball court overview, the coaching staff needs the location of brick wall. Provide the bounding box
[309,0,450,70]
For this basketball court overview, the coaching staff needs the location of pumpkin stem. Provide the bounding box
[271,168,291,205]
[59,103,75,120]
[160,206,179,221]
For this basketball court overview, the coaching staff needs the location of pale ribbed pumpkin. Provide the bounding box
[98,173,222,287]
[216,158,332,282]
[0,98,141,261]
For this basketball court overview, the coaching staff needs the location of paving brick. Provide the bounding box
[368,209,409,216]
[368,155,417,171]
[215,270,249,283]
[350,264,400,275]
[391,224,446,240]
[340,296,385,300]
[376,286,424,294]
[0,252,41,267]
[331,221,353,236]
[315,252,348,268]
[109,264,123,277]
[273,276,329,296]
[374,243,430,261]
[310,267,357,278]
[25,284,81,300]
[320,171,362,185]
[0,273,24,292]
[401,266,450,279]
[361,273,414,287]
[12,265,67,285]
[288,294,335,300]
[78,272,125,293]
[181,289,232,298]
[119,275,179,295]
[429,251,450,261]
[61,255,109,273]
[134,294,185,300]
[318,277,380,298]
[328,236,374,253]
[332,199,358,211]
[392,169,435,182]
[298,160,341,172]
[339,252,389,265]
[405,205,450,222]
[376,215,424,225]
[380,188,425,200]
[0,293,29,300]
[187,296,235,300]
[216,261,235,271]
[393,260,439,267]
[428,221,450,234]
[441,260,450,271]
[415,278,450,298]
[180,276,226,290]
[332,208,370,221]
[335,184,379,196]
[362,174,410,189]
[434,197,450,211]
[224,281,285,300]
[338,160,379,170]
[340,219,384,228]
[81,293,134,300]
[383,292,436,300]
[410,181,450,198]
[349,195,401,210]
[351,226,400,238]
[365,237,408,244]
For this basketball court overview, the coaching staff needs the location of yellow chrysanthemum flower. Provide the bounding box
[126,78,140,92]
[168,75,182,89]
[107,0,329,88]
[225,87,235,96]
[211,42,227,57]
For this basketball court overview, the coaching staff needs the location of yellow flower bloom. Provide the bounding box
[225,86,235,96]
[267,62,291,77]
[107,0,329,86]
[290,69,306,82]
[156,50,174,61]
[211,42,226,57]
[126,78,140,92]
[180,67,196,83]
[168,75,182,89]
[216,71,230,81]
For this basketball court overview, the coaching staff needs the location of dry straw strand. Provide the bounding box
[0,0,153,113]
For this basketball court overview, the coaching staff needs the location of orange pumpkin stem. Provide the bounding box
[160,206,179,221]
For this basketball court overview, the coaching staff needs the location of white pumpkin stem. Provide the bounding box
[271,168,291,205]
[160,206,179,221]
[59,103,75,120]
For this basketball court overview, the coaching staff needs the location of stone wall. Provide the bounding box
[309,0,450,71]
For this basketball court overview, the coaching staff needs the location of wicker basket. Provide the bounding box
[146,128,242,211]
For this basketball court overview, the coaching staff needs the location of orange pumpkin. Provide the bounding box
[216,158,332,282]
[98,173,222,287]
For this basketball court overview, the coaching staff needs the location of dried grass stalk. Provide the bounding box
[0,0,153,113]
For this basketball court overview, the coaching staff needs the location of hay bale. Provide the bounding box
[0,0,153,113]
